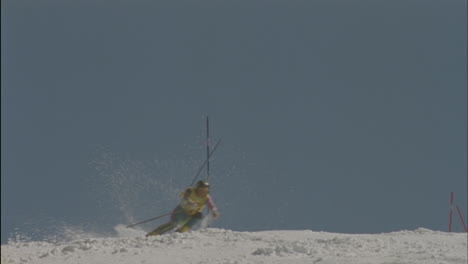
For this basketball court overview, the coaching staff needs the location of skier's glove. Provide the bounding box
[193,212,203,219]
[212,211,220,219]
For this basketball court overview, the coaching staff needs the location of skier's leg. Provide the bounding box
[171,207,186,223]
[146,207,187,237]
[176,212,203,232]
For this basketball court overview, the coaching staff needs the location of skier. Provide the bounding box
[146,180,220,236]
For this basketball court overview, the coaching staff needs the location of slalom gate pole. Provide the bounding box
[455,205,468,232]
[206,116,211,181]
[126,210,182,228]
[190,138,222,186]
[449,192,454,232]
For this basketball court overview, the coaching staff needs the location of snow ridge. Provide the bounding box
[1,228,467,264]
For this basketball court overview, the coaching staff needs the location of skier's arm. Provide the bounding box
[180,188,197,210]
[181,188,192,199]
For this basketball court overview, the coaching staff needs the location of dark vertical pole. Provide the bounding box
[190,139,221,186]
[206,116,210,181]
[205,116,212,224]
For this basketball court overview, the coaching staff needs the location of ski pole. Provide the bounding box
[126,210,181,228]
[190,138,222,186]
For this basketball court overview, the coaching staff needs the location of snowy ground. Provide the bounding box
[1,227,466,264]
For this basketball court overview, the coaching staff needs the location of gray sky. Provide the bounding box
[2,0,467,243]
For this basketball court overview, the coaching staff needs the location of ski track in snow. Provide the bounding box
[1,227,466,264]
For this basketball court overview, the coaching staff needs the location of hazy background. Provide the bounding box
[2,0,467,244]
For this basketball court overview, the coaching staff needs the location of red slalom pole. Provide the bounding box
[455,205,468,232]
[449,192,454,232]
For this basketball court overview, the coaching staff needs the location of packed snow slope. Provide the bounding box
[1,227,467,264]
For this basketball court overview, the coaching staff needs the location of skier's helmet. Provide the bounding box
[196,180,210,189]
